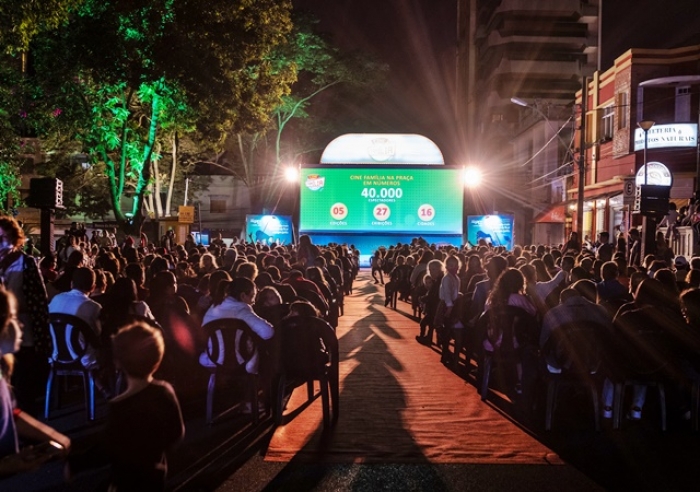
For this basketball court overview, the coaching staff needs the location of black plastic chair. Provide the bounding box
[201,318,264,425]
[274,315,339,430]
[609,325,672,431]
[296,289,330,320]
[45,313,101,421]
[541,322,605,431]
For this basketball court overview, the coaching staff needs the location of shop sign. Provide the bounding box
[635,161,673,187]
[633,123,697,151]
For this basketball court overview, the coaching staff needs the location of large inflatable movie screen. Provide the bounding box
[299,167,463,234]
[245,215,293,245]
[466,214,514,250]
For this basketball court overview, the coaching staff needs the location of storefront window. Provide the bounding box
[596,206,605,236]
[609,195,624,237]
[583,210,593,242]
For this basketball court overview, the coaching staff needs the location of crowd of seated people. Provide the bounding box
[0,216,358,483]
[377,235,700,425]
[4,213,700,480]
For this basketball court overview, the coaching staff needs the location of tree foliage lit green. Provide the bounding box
[2,1,387,228]
[27,0,295,234]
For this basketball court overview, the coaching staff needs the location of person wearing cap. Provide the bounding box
[675,255,690,285]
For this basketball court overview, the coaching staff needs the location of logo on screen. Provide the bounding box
[368,138,396,162]
[305,174,325,191]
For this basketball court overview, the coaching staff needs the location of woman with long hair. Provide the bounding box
[484,268,539,406]
[461,254,485,296]
[531,258,551,283]
[0,216,51,414]
[101,278,155,340]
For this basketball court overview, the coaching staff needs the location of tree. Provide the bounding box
[218,14,389,212]
[28,0,296,234]
[0,0,83,54]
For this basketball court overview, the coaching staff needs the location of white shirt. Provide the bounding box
[49,289,102,368]
[201,297,274,374]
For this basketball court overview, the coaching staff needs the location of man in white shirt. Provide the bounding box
[48,267,102,368]
[201,277,274,374]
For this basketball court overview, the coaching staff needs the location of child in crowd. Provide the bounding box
[68,321,184,490]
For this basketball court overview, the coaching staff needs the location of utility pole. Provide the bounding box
[577,78,588,238]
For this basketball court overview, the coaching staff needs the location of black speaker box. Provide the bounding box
[27,178,63,209]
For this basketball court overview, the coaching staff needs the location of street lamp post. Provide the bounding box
[637,120,656,259]
[577,79,588,240]
[638,120,655,185]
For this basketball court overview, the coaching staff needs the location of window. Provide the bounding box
[676,86,691,121]
[601,106,614,140]
[616,92,628,129]
[210,196,227,213]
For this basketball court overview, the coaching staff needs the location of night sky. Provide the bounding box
[292,0,700,164]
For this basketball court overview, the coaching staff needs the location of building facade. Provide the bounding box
[572,44,700,251]
[457,0,599,246]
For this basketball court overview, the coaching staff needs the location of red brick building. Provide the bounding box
[572,44,700,247]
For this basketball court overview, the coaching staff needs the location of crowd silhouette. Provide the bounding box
[1,214,699,488]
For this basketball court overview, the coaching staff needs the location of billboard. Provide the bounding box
[467,214,514,250]
[299,166,463,235]
[245,215,293,245]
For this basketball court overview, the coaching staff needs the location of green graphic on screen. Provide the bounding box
[299,167,463,234]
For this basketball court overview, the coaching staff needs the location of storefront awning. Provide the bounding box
[532,203,568,223]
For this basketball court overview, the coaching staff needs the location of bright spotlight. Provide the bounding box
[284,166,299,182]
[463,167,483,188]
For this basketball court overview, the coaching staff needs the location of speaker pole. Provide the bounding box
[39,208,55,257]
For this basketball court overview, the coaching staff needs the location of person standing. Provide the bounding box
[438,256,465,366]
[0,216,51,414]
[370,249,384,285]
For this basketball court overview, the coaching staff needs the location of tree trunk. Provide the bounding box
[127,90,161,236]
[164,132,178,217]
[153,155,164,218]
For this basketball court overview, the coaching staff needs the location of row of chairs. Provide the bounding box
[44,313,340,432]
[199,315,340,428]
[477,317,700,431]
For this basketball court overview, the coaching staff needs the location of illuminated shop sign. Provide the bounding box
[635,161,673,187]
[633,123,697,151]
